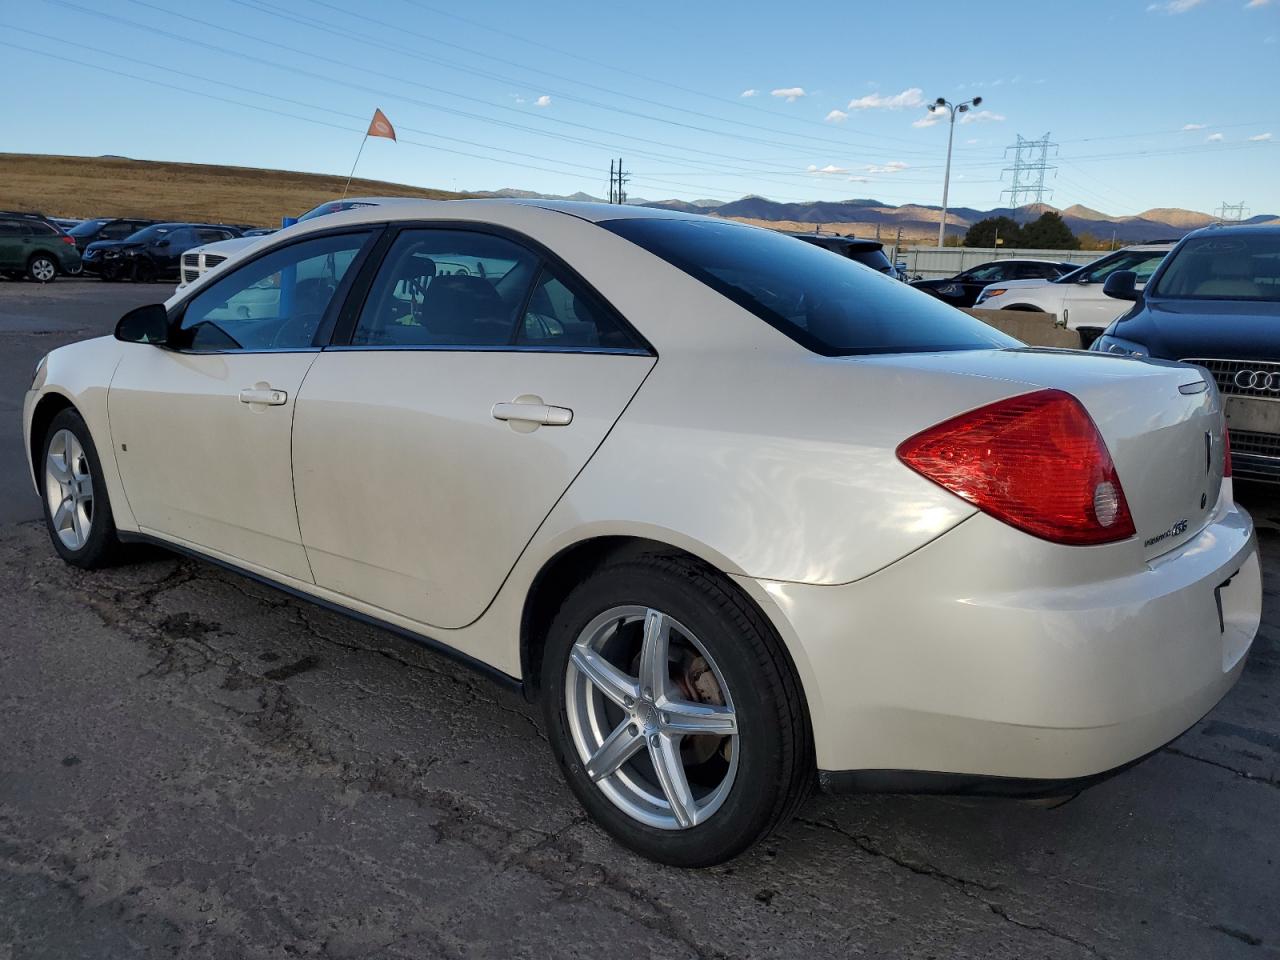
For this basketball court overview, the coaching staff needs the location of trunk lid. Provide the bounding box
[863,348,1226,560]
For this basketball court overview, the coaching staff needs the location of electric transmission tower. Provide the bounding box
[1001,133,1058,207]
[1215,201,1250,222]
[608,158,630,204]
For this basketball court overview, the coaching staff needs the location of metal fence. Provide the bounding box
[894,246,1100,280]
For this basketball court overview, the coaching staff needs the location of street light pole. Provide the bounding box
[928,95,983,249]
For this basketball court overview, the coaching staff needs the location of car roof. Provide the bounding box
[1185,222,1280,238]
[789,233,885,250]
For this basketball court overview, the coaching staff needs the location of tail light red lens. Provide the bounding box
[61,235,76,245]
[1223,427,1232,478]
[897,389,1135,546]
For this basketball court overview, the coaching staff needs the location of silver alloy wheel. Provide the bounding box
[44,429,94,550]
[565,605,739,830]
[31,258,56,282]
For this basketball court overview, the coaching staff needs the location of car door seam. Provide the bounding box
[290,351,324,585]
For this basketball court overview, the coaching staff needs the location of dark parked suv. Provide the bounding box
[1092,224,1280,481]
[0,211,82,282]
[66,217,159,253]
[82,222,242,282]
[790,234,901,278]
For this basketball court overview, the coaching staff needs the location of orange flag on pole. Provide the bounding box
[367,108,397,142]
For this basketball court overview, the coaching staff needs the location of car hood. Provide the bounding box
[1114,297,1280,362]
[979,278,1052,294]
[191,236,257,256]
[83,239,142,254]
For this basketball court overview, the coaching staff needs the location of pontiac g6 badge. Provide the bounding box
[1144,518,1190,549]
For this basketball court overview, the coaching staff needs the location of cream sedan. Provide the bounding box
[24,201,1262,866]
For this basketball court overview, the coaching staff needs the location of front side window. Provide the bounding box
[604,218,1015,356]
[517,266,642,350]
[351,229,537,347]
[1151,234,1280,301]
[0,219,27,237]
[1076,249,1168,284]
[958,263,1006,282]
[177,231,371,351]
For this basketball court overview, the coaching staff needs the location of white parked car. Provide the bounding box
[975,242,1175,335]
[175,197,419,291]
[25,201,1260,866]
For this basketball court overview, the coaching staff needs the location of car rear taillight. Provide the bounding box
[897,389,1135,546]
[61,235,76,245]
[1223,428,1232,478]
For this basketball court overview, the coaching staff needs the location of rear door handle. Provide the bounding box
[491,397,573,428]
[238,386,288,406]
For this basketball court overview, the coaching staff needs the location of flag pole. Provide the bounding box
[341,133,369,200]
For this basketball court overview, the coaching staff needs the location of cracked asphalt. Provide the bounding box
[3,279,1279,959]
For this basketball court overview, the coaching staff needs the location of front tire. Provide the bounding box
[27,254,58,283]
[40,408,124,568]
[541,553,812,867]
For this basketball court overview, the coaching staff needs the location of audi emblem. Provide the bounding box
[1233,369,1280,392]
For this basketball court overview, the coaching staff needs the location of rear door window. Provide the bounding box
[350,229,538,347]
[604,217,1015,356]
[516,266,643,351]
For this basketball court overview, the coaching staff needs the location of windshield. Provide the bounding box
[603,218,1016,356]
[297,200,379,222]
[121,224,174,243]
[1151,234,1280,301]
[68,219,110,236]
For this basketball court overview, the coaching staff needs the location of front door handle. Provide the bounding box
[238,386,288,406]
[492,395,573,430]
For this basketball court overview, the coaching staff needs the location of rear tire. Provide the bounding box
[27,254,58,283]
[40,408,125,568]
[132,258,156,283]
[541,552,813,867]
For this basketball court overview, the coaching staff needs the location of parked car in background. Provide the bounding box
[911,259,1076,308]
[176,197,416,291]
[1092,224,1280,481]
[0,211,82,282]
[67,217,160,253]
[82,223,242,282]
[24,200,1260,866]
[50,217,83,232]
[974,242,1175,342]
[789,233,903,279]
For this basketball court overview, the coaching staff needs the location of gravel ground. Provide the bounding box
[2,278,1279,959]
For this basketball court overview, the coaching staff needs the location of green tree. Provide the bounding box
[1019,211,1080,250]
[964,216,1022,248]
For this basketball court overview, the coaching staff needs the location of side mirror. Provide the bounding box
[1102,270,1140,301]
[114,303,170,345]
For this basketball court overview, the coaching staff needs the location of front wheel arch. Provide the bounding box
[28,392,76,488]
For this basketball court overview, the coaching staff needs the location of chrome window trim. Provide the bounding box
[323,344,651,357]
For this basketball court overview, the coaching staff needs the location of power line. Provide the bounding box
[1001,133,1057,206]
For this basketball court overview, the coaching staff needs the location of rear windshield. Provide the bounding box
[68,219,110,236]
[1151,234,1280,302]
[602,218,1015,356]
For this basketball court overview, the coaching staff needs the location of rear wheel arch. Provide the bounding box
[1001,303,1045,312]
[519,536,811,720]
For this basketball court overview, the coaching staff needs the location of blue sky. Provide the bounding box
[2,0,1277,216]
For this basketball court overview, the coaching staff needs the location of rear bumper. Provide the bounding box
[746,491,1261,783]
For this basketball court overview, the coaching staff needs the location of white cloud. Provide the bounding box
[740,88,758,98]
[866,161,908,174]
[806,163,848,175]
[1147,0,1205,11]
[959,109,1005,124]
[824,109,848,123]
[965,138,981,145]
[1182,122,1207,130]
[849,87,924,110]
[1248,132,1273,141]
[1207,132,1225,142]
[513,95,526,104]
[847,175,871,182]
[771,87,806,102]
[1246,0,1272,7]
[534,95,551,108]
[912,113,940,128]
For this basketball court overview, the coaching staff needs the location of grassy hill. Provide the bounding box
[0,153,463,226]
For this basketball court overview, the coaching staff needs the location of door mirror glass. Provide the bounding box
[1102,270,1140,301]
[115,303,170,344]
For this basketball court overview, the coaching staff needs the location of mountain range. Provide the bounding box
[472,188,1279,243]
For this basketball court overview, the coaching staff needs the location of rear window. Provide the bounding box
[1151,234,1280,301]
[602,218,1015,356]
[69,219,109,237]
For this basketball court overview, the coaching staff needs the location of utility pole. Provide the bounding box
[607,158,630,204]
[925,94,984,248]
[1215,201,1249,222]
[1001,133,1058,207]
